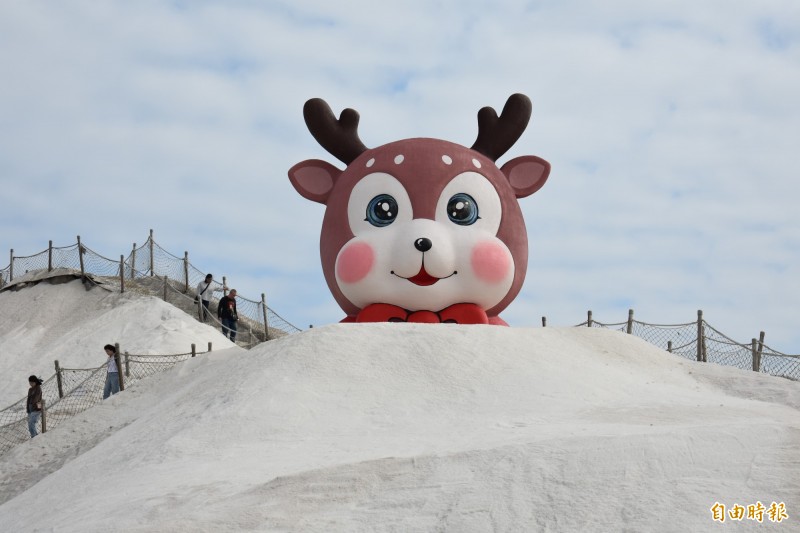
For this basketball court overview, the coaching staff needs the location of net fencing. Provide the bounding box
[759,344,800,380]
[0,232,301,340]
[11,250,49,277]
[3,236,800,455]
[573,311,799,381]
[4,309,793,459]
[0,347,203,457]
[51,244,82,271]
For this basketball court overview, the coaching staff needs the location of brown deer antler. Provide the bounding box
[470,94,532,161]
[303,98,369,165]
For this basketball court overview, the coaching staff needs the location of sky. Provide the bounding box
[1,1,799,351]
[0,281,798,530]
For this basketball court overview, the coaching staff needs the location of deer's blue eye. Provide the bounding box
[366,194,398,227]
[447,193,479,225]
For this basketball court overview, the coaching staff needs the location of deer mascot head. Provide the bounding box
[288,94,550,325]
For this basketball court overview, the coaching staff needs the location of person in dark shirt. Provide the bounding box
[217,289,239,343]
[27,375,43,438]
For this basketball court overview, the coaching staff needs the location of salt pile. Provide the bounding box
[0,293,798,531]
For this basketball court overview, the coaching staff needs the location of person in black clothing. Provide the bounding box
[217,289,238,343]
[27,375,43,438]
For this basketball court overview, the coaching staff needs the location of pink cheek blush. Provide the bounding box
[336,242,375,284]
[471,241,511,283]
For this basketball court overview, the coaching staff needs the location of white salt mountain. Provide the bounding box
[0,297,798,531]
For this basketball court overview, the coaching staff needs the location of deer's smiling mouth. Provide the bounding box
[391,266,457,286]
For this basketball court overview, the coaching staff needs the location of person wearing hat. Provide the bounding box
[27,375,43,438]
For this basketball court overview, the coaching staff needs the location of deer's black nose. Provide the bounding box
[414,238,432,252]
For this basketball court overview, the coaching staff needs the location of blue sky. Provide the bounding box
[1,1,799,351]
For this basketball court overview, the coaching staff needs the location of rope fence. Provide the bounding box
[0,230,301,344]
[3,234,798,456]
[1,305,797,458]
[0,343,209,457]
[567,309,799,381]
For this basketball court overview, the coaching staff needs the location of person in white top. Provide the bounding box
[195,274,221,323]
[103,344,120,399]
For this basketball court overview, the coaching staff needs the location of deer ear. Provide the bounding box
[500,156,550,198]
[288,159,342,204]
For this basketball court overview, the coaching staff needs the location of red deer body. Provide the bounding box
[289,94,550,325]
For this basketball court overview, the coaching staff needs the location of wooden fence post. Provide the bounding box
[183,251,189,292]
[667,341,673,353]
[755,331,765,372]
[77,236,85,276]
[626,309,634,334]
[196,296,204,321]
[115,343,125,392]
[9,249,13,281]
[48,240,53,272]
[41,399,47,434]
[191,343,196,358]
[163,275,168,301]
[696,310,705,362]
[751,339,759,372]
[702,336,707,362]
[587,310,593,327]
[125,351,130,378]
[261,293,270,341]
[208,342,212,352]
[149,229,154,277]
[54,360,64,398]
[119,255,125,293]
[130,243,137,279]
[222,276,228,296]
[541,316,547,327]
